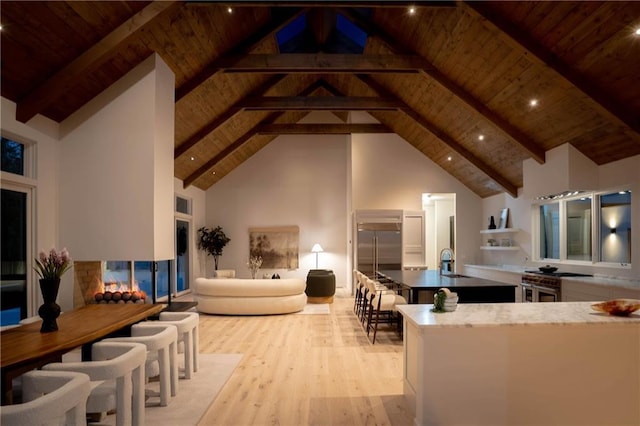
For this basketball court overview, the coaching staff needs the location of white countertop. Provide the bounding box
[465,264,640,290]
[397,302,640,328]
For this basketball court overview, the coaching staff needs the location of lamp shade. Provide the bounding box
[311,244,324,253]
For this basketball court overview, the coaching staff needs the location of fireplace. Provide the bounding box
[73,261,147,308]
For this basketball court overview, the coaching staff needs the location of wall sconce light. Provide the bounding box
[610,228,617,234]
[311,244,324,269]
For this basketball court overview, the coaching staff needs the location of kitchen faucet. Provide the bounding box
[439,248,455,275]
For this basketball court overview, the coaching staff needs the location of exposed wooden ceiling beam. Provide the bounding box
[318,80,345,97]
[15,1,180,123]
[341,7,546,164]
[216,2,456,7]
[218,53,431,73]
[257,123,391,134]
[174,74,287,159]
[176,7,305,101]
[357,74,519,197]
[238,96,403,110]
[464,1,640,140]
[183,80,325,188]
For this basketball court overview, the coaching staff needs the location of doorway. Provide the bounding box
[422,193,456,270]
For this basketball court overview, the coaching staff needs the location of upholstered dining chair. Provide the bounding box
[104,322,179,406]
[1,370,91,426]
[153,311,199,379]
[43,341,147,426]
[364,278,408,344]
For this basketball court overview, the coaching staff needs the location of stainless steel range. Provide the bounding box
[521,271,592,302]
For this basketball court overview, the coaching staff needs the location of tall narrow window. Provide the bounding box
[600,191,631,264]
[566,197,592,261]
[133,261,153,297]
[1,189,28,325]
[539,203,560,259]
[156,261,170,300]
[176,220,190,293]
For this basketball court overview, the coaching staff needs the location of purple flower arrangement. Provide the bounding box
[34,248,72,280]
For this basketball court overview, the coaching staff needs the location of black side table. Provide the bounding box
[305,269,336,303]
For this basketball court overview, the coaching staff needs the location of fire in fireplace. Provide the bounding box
[93,281,147,304]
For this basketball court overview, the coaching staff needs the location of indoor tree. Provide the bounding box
[197,226,231,271]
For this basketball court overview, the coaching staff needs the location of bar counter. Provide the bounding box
[378,269,517,303]
[397,302,640,425]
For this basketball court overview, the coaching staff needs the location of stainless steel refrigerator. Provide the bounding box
[356,222,402,276]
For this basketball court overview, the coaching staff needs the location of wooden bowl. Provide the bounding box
[591,299,640,317]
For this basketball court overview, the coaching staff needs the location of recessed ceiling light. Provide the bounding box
[212,171,216,175]
[635,27,640,36]
[0,24,3,31]
[530,99,539,107]
[227,7,233,14]
[447,156,452,161]
[408,6,416,15]
[478,134,485,141]
[190,156,195,161]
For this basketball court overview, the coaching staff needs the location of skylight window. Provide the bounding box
[336,13,367,50]
[276,14,307,47]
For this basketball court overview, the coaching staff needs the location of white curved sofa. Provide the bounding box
[194,277,307,315]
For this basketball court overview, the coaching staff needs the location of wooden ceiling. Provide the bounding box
[2,1,639,198]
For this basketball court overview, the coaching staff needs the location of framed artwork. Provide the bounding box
[249,226,299,269]
[498,208,509,229]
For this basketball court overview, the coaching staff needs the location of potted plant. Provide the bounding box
[197,226,231,271]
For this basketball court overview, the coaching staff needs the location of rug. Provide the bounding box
[296,303,330,315]
[100,353,242,426]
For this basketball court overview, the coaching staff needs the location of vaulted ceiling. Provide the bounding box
[2,1,639,198]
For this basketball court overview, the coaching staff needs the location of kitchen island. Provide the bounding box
[397,302,640,425]
[378,269,516,303]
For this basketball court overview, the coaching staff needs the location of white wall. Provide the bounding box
[59,54,175,262]
[350,131,483,271]
[203,112,350,285]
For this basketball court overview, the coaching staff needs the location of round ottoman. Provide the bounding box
[305,269,336,304]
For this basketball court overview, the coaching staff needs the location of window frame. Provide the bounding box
[533,188,631,268]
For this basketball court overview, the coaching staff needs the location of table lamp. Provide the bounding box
[311,244,323,269]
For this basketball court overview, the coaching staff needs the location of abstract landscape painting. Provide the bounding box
[249,226,299,269]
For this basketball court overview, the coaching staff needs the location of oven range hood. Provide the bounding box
[523,144,597,200]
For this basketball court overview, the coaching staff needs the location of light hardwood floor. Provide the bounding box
[192,289,414,426]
